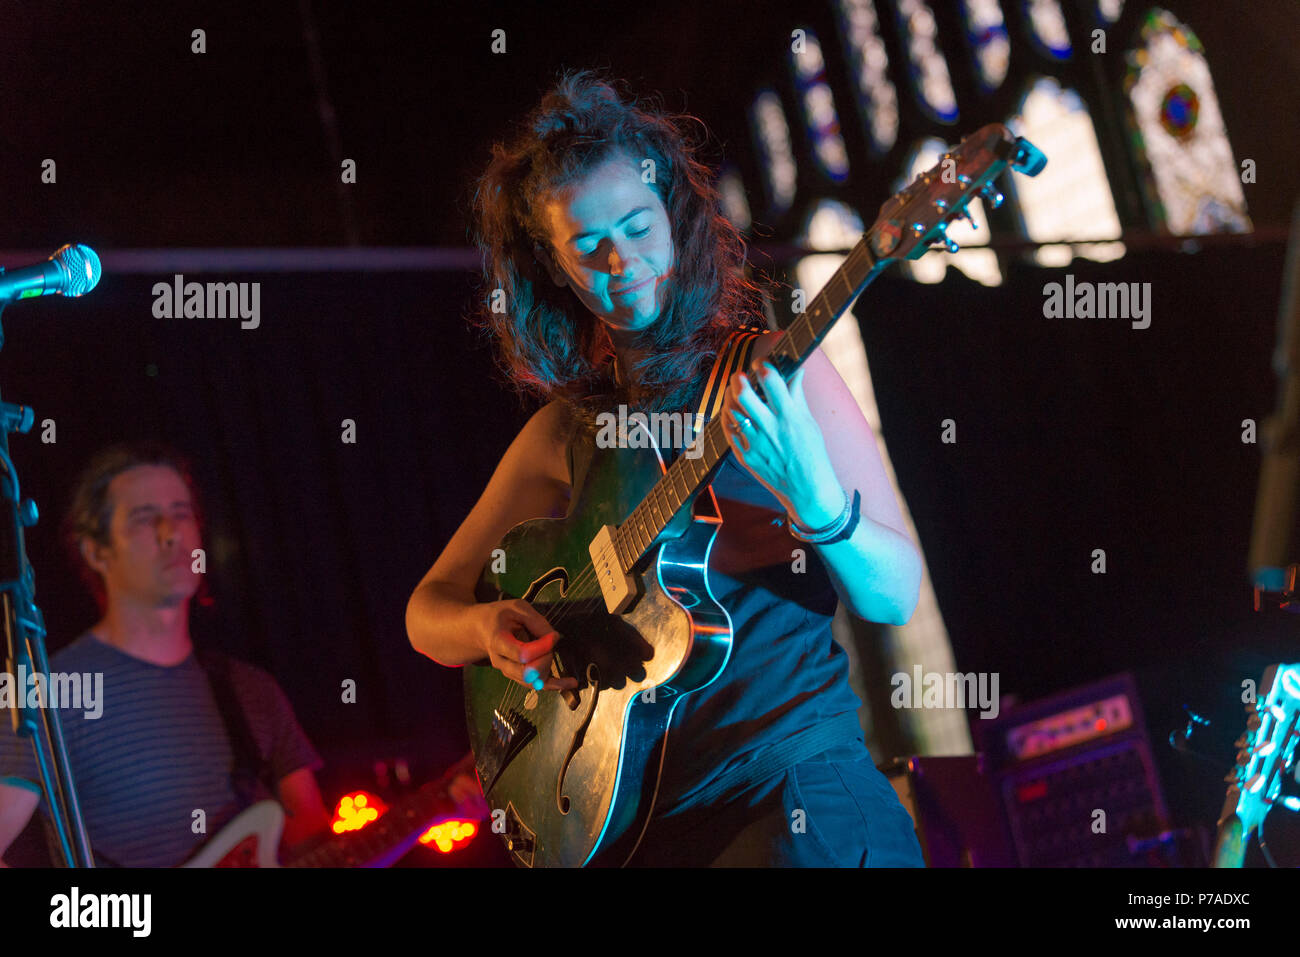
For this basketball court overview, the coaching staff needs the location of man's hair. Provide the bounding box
[470,68,766,431]
[62,442,205,611]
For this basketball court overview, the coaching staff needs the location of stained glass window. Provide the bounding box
[961,0,1011,92]
[895,138,1001,286]
[1023,0,1072,59]
[1007,77,1124,265]
[895,0,959,123]
[1124,9,1250,235]
[834,0,899,155]
[750,90,798,216]
[791,28,851,182]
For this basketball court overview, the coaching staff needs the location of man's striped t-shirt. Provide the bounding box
[0,633,322,867]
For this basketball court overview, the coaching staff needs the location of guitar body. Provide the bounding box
[465,434,733,868]
[181,767,482,867]
[183,800,284,868]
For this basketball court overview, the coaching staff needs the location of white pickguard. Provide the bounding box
[182,800,285,868]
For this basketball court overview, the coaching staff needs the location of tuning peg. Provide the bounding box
[955,207,977,230]
[931,225,959,254]
[980,183,1004,209]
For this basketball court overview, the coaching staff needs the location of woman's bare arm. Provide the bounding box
[405,399,573,668]
[727,333,922,625]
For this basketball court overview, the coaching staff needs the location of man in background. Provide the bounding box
[0,442,330,866]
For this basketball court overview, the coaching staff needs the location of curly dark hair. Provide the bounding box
[469,68,766,432]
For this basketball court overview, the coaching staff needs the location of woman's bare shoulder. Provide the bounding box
[516,398,574,487]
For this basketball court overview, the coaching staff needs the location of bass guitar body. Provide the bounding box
[465,432,732,868]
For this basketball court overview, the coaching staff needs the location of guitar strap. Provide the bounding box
[678,324,869,803]
[64,652,274,868]
[195,649,277,807]
[689,325,768,438]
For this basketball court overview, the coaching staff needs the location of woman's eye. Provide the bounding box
[628,227,651,238]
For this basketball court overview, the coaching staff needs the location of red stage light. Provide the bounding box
[418,819,478,853]
[331,791,389,834]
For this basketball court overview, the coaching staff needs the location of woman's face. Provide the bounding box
[537,152,675,340]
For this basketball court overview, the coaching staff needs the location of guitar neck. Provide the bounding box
[1212,814,1246,869]
[611,123,1034,569]
[613,238,889,568]
[285,786,458,868]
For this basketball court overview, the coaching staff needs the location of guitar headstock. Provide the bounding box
[1222,663,1300,841]
[867,123,1046,263]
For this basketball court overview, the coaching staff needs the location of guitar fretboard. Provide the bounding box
[610,238,887,570]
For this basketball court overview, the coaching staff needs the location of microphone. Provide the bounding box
[0,244,102,303]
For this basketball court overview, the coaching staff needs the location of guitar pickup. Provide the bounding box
[589,525,638,614]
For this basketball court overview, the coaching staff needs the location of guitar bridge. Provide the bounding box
[477,707,537,797]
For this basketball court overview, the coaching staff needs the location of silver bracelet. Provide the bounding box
[788,488,852,543]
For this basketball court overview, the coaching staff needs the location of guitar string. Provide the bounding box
[492,409,737,715]
[492,280,831,717]
[495,561,599,715]
[490,246,869,714]
[490,335,769,717]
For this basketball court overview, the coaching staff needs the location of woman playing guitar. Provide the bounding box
[406,69,925,867]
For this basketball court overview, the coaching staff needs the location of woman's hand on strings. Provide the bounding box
[721,361,846,530]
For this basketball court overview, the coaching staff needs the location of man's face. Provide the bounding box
[538,151,675,338]
[85,465,202,609]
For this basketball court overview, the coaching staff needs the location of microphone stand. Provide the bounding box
[0,300,93,867]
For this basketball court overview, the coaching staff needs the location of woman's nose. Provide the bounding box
[608,239,638,278]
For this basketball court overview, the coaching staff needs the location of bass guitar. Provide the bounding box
[466,123,1047,867]
[183,760,486,868]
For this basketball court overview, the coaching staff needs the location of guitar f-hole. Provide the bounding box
[557,664,601,814]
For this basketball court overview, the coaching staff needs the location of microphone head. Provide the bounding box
[51,243,102,297]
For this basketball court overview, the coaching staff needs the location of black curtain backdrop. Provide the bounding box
[0,240,1292,835]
